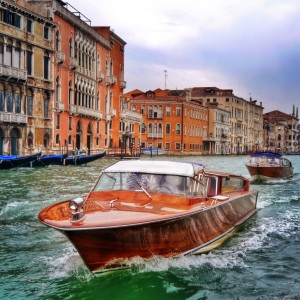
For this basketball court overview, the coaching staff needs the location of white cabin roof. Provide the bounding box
[103,160,204,177]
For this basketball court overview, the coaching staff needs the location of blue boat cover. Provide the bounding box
[251,152,282,158]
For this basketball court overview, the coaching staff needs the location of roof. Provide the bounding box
[251,152,282,158]
[103,160,204,177]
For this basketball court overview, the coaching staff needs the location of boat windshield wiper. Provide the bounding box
[136,180,152,201]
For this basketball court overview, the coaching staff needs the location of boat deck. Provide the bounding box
[39,190,251,230]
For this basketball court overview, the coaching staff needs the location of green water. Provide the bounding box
[1,156,300,299]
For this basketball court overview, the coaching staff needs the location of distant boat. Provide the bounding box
[142,147,166,156]
[0,153,41,169]
[39,160,258,275]
[62,151,106,166]
[246,152,293,181]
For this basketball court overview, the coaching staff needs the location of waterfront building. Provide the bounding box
[263,107,299,153]
[124,89,209,155]
[187,87,264,154]
[0,0,55,155]
[25,1,126,153]
[205,102,231,155]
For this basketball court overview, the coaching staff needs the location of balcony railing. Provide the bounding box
[0,111,27,124]
[120,80,126,89]
[120,110,143,122]
[0,65,27,81]
[69,57,78,70]
[69,104,103,119]
[56,102,65,111]
[147,132,163,138]
[148,113,164,119]
[106,75,117,85]
[56,51,65,64]
[97,71,104,82]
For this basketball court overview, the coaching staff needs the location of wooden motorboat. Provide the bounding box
[0,153,41,169]
[61,151,106,166]
[246,152,293,181]
[39,160,258,275]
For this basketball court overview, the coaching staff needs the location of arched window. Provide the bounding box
[26,45,33,76]
[43,91,50,118]
[14,87,21,113]
[69,38,73,57]
[0,36,4,64]
[43,133,50,148]
[149,105,153,118]
[56,76,61,103]
[56,31,61,51]
[68,134,72,145]
[68,81,73,106]
[278,134,281,141]
[7,85,13,112]
[13,41,21,68]
[27,88,33,115]
[0,83,5,111]
[44,51,50,79]
[166,124,171,135]
[55,134,60,145]
[28,132,33,148]
[5,39,13,66]
[158,123,162,135]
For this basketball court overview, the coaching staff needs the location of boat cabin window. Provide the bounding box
[207,176,218,196]
[94,172,192,196]
[221,176,245,193]
[188,174,208,197]
[250,156,280,165]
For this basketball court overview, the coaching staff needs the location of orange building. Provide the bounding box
[26,1,126,153]
[124,89,209,154]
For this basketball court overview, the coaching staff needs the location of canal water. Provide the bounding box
[1,155,299,299]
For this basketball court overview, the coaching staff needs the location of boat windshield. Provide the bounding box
[250,156,280,165]
[94,172,206,196]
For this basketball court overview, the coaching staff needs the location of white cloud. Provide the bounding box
[69,0,300,113]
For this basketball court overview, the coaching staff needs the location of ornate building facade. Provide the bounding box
[263,107,299,153]
[0,0,55,155]
[124,89,209,154]
[187,87,264,154]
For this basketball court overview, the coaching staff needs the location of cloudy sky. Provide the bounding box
[69,0,300,114]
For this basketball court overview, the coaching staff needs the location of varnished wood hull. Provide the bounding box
[60,192,257,274]
[246,164,293,180]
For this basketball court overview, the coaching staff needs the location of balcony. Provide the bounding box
[203,136,216,142]
[106,75,117,85]
[69,57,78,70]
[120,80,126,89]
[0,112,27,124]
[0,65,27,81]
[147,132,163,138]
[56,51,65,64]
[120,110,143,122]
[69,104,103,119]
[97,71,104,82]
[148,113,164,119]
[56,102,65,111]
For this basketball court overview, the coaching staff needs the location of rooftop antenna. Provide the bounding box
[164,70,167,89]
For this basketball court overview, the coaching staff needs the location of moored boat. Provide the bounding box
[0,153,41,169]
[39,160,258,275]
[245,152,293,181]
[62,150,106,166]
[142,147,166,156]
[28,153,68,167]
